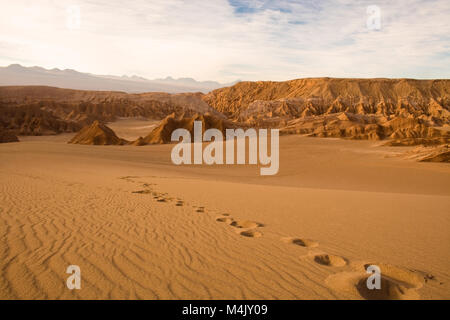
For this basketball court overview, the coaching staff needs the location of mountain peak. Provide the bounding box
[7,63,24,69]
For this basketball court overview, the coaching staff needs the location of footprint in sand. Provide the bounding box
[240,230,262,238]
[213,216,264,237]
[230,220,264,229]
[416,271,441,284]
[325,262,424,300]
[227,219,264,238]
[152,192,165,199]
[195,206,205,213]
[281,237,319,248]
[119,176,139,180]
[132,190,151,194]
[151,194,169,202]
[313,254,347,267]
[175,200,184,207]
[216,216,234,224]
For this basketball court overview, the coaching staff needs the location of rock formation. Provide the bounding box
[396,144,450,163]
[135,113,234,145]
[2,79,450,147]
[68,121,128,145]
[203,78,450,123]
[0,104,81,135]
[203,78,450,145]
[0,129,19,143]
[0,86,223,136]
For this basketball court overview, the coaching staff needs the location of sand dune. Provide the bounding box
[0,134,449,299]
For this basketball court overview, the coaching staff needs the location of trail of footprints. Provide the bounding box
[124,176,265,239]
[122,176,441,300]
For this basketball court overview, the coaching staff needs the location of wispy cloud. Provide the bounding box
[0,0,448,82]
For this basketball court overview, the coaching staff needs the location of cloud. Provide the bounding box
[0,0,448,82]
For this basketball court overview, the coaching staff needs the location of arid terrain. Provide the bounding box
[1,129,449,299]
[0,79,449,299]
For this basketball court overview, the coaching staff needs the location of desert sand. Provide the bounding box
[0,121,449,300]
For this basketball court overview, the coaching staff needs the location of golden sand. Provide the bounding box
[0,128,449,299]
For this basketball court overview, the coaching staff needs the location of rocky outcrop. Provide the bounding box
[68,121,128,145]
[204,78,450,145]
[419,145,450,163]
[0,130,19,143]
[396,144,450,163]
[0,104,81,135]
[203,78,450,124]
[281,112,450,142]
[135,113,234,145]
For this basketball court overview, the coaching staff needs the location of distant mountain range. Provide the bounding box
[0,64,237,93]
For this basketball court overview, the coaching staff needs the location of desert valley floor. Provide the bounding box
[0,119,449,299]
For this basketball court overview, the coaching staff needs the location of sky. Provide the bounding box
[0,0,449,82]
